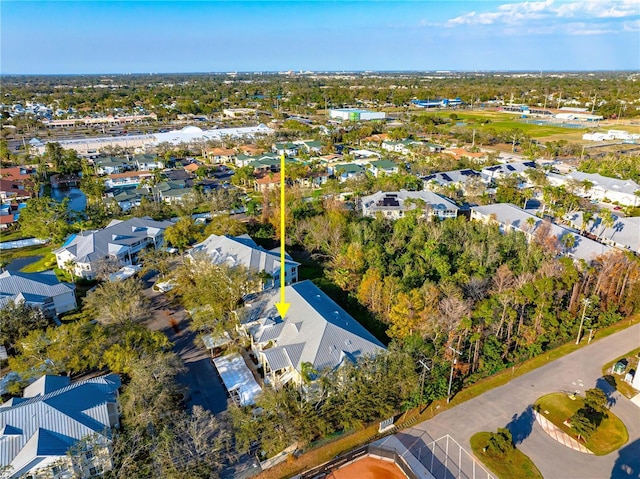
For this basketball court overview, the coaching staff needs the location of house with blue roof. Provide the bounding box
[0,270,76,317]
[0,374,121,479]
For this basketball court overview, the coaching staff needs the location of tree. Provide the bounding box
[17,196,70,241]
[174,256,258,334]
[569,410,596,441]
[487,428,514,457]
[164,217,201,251]
[583,387,608,416]
[0,301,49,355]
[83,279,151,325]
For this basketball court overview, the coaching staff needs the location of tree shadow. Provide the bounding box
[596,376,618,408]
[610,438,640,479]
[505,405,535,445]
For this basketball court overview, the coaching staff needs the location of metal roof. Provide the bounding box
[241,281,386,377]
[0,374,120,477]
[0,271,74,307]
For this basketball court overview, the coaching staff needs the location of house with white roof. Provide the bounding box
[237,280,386,389]
[361,190,459,220]
[547,171,640,207]
[187,234,299,290]
[564,212,640,255]
[0,374,121,479]
[471,203,613,263]
[422,168,483,192]
[481,161,538,183]
[54,217,174,279]
[0,271,76,317]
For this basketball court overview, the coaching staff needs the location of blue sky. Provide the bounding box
[1,0,639,74]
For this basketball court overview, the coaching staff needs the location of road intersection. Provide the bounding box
[404,322,640,479]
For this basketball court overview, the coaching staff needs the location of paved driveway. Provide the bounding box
[143,275,229,415]
[403,322,640,479]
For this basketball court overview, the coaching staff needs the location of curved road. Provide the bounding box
[404,322,640,479]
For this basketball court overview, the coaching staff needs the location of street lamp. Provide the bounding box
[575,297,591,345]
[447,347,462,404]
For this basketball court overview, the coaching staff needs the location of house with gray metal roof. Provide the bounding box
[564,212,640,254]
[0,374,121,479]
[54,217,174,280]
[361,190,459,220]
[471,203,613,263]
[0,270,76,317]
[481,161,538,183]
[187,234,299,291]
[238,280,385,389]
[422,168,483,192]
[547,171,640,207]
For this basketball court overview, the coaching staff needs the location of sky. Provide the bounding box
[1,0,639,74]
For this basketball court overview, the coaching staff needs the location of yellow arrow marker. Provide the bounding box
[275,154,291,319]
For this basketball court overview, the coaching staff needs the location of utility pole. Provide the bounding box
[418,358,431,412]
[576,297,591,345]
[447,347,462,404]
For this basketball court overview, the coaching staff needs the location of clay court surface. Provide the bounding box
[326,456,407,479]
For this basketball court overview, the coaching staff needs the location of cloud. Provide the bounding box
[440,0,639,35]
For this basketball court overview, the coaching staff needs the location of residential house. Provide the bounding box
[362,133,389,146]
[272,142,299,157]
[134,154,164,172]
[237,280,386,388]
[54,217,174,279]
[444,148,488,163]
[0,179,32,205]
[350,149,381,160]
[187,233,299,290]
[0,167,34,182]
[183,162,200,175]
[381,139,423,155]
[368,159,399,177]
[547,171,640,207]
[254,172,282,193]
[361,190,459,220]
[481,161,538,183]
[295,140,323,154]
[238,145,264,156]
[565,212,640,254]
[471,203,613,263]
[104,171,154,189]
[0,374,121,479]
[329,163,366,182]
[422,168,483,193]
[94,157,132,175]
[204,147,236,164]
[295,171,330,189]
[0,270,76,317]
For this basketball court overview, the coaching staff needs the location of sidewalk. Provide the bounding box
[533,410,593,454]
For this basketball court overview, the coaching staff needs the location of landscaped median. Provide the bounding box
[534,392,628,455]
[470,431,542,479]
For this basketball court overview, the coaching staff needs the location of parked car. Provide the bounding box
[613,206,622,210]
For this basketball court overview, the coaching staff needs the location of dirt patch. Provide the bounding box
[327,456,406,479]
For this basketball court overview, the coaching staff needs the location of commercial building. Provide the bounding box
[329,109,386,122]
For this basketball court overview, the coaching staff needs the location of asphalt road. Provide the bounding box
[143,275,229,415]
[404,322,640,479]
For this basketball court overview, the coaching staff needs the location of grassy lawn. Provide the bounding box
[534,393,628,455]
[470,432,542,479]
[21,252,57,273]
[602,347,640,399]
[0,244,55,268]
[0,230,29,243]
